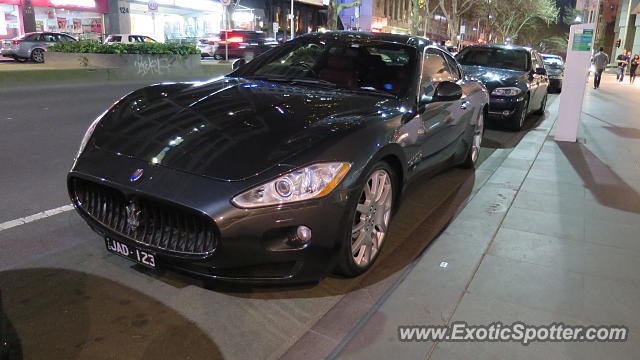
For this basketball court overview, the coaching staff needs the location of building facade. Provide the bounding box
[610,0,640,57]
[1,0,108,40]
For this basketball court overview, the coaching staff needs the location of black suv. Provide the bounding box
[456,44,549,130]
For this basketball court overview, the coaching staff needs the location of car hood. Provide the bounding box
[91,78,390,181]
[461,65,529,91]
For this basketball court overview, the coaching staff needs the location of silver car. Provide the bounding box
[1,32,76,63]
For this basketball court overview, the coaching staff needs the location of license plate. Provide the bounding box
[105,237,157,269]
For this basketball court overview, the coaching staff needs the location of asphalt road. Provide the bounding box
[0,80,554,359]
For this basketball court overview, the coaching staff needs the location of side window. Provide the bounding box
[25,34,42,41]
[129,36,138,42]
[43,34,57,42]
[420,48,455,97]
[442,52,461,81]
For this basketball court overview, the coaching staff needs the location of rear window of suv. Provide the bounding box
[456,47,530,71]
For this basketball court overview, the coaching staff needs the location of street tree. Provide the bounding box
[438,0,480,44]
[483,0,559,42]
[328,0,362,30]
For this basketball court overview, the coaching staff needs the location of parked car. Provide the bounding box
[206,30,278,60]
[197,35,220,58]
[456,44,549,130]
[541,53,564,92]
[68,31,488,283]
[1,32,76,63]
[104,34,158,44]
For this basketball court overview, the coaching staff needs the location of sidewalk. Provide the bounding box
[327,74,640,359]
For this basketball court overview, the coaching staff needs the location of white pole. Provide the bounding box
[290,0,295,40]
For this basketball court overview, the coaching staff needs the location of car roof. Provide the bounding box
[462,43,533,52]
[297,31,427,48]
[540,53,562,58]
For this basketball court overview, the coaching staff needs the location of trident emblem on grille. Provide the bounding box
[125,201,142,232]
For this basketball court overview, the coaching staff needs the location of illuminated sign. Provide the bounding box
[31,0,109,12]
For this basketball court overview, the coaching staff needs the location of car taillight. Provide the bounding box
[11,40,21,45]
[227,36,244,43]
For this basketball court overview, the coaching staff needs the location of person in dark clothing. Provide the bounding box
[616,50,630,82]
[592,47,609,89]
[630,54,639,84]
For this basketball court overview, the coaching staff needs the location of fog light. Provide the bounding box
[502,110,510,116]
[296,226,312,243]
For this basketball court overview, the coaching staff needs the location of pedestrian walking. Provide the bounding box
[616,49,630,82]
[629,54,639,84]
[592,47,609,89]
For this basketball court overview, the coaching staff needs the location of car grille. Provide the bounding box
[69,177,217,255]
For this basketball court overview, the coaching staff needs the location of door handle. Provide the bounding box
[460,101,470,110]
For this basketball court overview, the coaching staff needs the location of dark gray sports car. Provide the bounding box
[68,32,488,283]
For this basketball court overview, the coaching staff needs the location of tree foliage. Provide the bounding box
[481,0,559,42]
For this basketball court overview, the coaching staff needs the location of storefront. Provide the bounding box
[128,0,224,42]
[0,0,22,39]
[0,0,108,40]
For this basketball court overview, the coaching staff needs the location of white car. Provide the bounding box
[104,34,158,44]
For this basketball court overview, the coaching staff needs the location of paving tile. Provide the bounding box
[519,177,586,198]
[501,207,585,241]
[583,275,640,334]
[486,167,529,190]
[489,228,640,284]
[455,184,517,226]
[467,255,585,318]
[584,219,640,251]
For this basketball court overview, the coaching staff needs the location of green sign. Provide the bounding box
[571,29,594,51]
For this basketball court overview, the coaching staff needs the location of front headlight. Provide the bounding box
[491,87,522,96]
[232,162,351,208]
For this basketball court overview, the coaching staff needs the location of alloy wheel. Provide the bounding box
[471,113,484,163]
[518,98,529,129]
[351,169,393,268]
[32,49,44,63]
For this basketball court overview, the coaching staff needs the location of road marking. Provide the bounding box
[0,204,74,232]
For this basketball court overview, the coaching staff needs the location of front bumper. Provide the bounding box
[68,148,356,283]
[487,95,525,119]
[549,78,563,89]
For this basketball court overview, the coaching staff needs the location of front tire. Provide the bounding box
[508,95,529,131]
[336,162,396,277]
[31,48,45,63]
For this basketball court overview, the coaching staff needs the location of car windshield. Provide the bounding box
[233,37,418,97]
[456,47,529,71]
[542,56,563,67]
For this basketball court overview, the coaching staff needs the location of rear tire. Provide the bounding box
[336,161,396,277]
[461,111,484,169]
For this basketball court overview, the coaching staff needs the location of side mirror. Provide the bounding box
[231,58,246,71]
[432,81,463,102]
[535,67,547,75]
